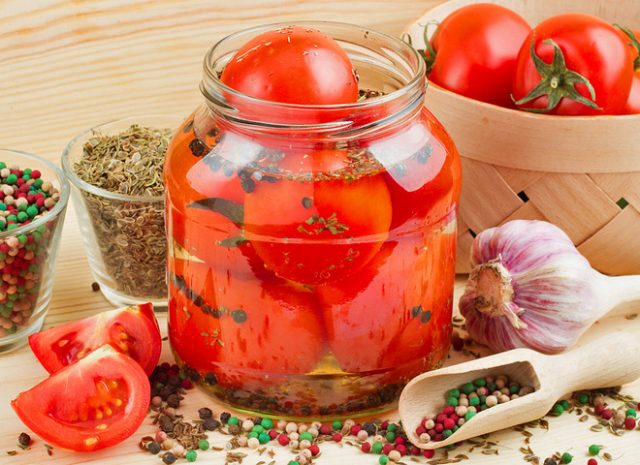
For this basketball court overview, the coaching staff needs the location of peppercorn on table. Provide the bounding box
[2,1,640,464]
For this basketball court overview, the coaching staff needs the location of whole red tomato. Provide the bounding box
[424,3,531,107]
[221,26,358,105]
[617,25,640,114]
[244,149,392,285]
[513,14,633,115]
[168,257,326,390]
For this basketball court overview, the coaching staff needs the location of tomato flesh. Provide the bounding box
[513,13,633,115]
[427,3,531,107]
[28,303,161,376]
[221,26,358,105]
[12,345,150,452]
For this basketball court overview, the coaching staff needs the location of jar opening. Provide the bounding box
[201,21,426,132]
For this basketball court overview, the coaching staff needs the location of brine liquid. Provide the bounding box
[165,111,460,418]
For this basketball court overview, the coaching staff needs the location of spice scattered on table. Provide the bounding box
[0,162,61,337]
[73,124,171,299]
[415,374,535,443]
[17,432,31,448]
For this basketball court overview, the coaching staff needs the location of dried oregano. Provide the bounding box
[73,124,171,298]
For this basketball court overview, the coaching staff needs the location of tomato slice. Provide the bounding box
[12,345,150,452]
[28,303,161,376]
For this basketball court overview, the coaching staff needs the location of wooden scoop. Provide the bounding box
[399,332,640,449]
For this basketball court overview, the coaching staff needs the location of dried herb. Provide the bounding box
[74,124,171,299]
[297,212,349,235]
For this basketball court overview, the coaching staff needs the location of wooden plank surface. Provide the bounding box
[1,1,640,464]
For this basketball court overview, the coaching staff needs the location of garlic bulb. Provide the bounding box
[460,220,640,354]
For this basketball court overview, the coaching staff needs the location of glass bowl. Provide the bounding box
[0,149,69,353]
[61,116,179,308]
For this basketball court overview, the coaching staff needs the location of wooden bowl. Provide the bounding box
[404,0,640,275]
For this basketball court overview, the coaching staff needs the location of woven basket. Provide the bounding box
[404,0,640,275]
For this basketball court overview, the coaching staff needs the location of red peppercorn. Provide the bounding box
[415,425,426,435]
[436,413,447,424]
[350,424,362,435]
[394,437,405,446]
[382,443,394,455]
[435,424,444,433]
[332,433,342,442]
[588,459,598,465]
[31,170,41,179]
[423,450,435,459]
[427,429,436,437]
[361,442,371,453]
[443,418,455,430]
[443,406,455,415]
[309,445,320,456]
[410,446,420,456]
[380,421,389,430]
[450,414,459,423]
[434,434,443,441]
[180,379,193,389]
[278,434,289,446]
[625,417,636,430]
[452,335,465,351]
[395,444,407,456]
[594,405,605,415]
[268,429,278,439]
[320,424,332,435]
[601,409,613,420]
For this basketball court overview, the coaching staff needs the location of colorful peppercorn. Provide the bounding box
[588,444,600,456]
[560,452,573,464]
[185,450,197,462]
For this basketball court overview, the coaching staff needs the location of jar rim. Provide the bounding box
[0,149,70,239]
[201,21,426,128]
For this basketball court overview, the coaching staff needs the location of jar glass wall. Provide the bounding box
[165,22,461,418]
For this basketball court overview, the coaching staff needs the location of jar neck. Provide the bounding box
[200,21,426,140]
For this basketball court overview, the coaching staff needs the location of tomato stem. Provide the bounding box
[615,24,640,71]
[513,38,601,113]
[418,21,439,75]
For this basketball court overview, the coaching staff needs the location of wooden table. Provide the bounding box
[1,1,640,464]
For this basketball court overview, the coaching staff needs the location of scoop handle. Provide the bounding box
[548,332,640,393]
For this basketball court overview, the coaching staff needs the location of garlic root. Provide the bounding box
[460,220,640,354]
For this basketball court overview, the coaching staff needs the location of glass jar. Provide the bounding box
[62,116,177,307]
[165,21,461,418]
[0,149,69,353]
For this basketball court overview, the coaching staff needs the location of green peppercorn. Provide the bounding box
[261,418,273,429]
[443,429,453,439]
[332,420,342,430]
[288,461,300,465]
[588,444,600,456]
[474,377,487,387]
[248,432,259,439]
[447,388,461,398]
[469,396,480,407]
[509,383,520,395]
[258,432,270,444]
[387,423,397,432]
[385,431,396,442]
[552,403,565,416]
[227,417,240,426]
[462,383,475,395]
[299,432,313,442]
[379,455,389,465]
[626,408,636,418]
[465,410,476,421]
[560,400,571,410]
[185,450,197,462]
[561,452,573,464]
[198,439,209,451]
[446,397,459,406]
[252,425,265,434]
[372,442,383,454]
[578,393,589,404]
[6,174,17,185]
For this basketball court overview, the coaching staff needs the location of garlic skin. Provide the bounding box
[460,220,600,354]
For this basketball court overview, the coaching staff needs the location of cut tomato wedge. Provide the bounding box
[28,303,161,376]
[11,345,150,452]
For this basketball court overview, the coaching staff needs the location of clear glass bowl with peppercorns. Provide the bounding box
[0,149,69,353]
